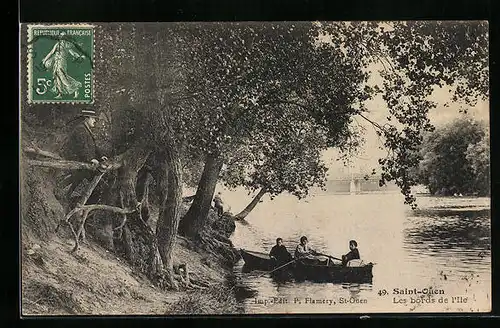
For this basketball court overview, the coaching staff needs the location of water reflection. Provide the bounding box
[231,194,491,313]
[404,208,491,251]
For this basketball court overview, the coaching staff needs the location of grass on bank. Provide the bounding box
[165,283,243,315]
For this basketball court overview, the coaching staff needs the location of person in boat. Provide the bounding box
[342,240,360,266]
[270,238,292,264]
[294,236,323,264]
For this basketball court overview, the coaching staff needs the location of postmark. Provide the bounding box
[27,24,94,104]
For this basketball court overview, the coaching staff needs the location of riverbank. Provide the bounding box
[22,215,243,315]
[21,166,243,315]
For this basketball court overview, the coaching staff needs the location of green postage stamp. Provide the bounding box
[27,24,94,104]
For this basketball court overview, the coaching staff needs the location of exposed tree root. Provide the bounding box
[54,170,142,252]
[194,229,239,268]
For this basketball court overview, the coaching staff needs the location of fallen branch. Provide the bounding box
[70,203,141,217]
[26,156,122,172]
[27,159,98,171]
[24,147,62,160]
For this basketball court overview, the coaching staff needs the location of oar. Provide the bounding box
[257,259,296,277]
[315,252,342,261]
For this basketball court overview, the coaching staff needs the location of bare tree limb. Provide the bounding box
[356,112,388,133]
[76,173,106,207]
[114,214,128,237]
[24,146,124,172]
[27,158,122,171]
[24,147,62,159]
[74,203,141,216]
[114,193,130,239]
[27,159,98,171]
[72,203,142,252]
[66,202,141,252]
[56,172,106,236]
[72,209,90,252]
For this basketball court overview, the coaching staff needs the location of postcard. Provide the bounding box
[20,21,490,315]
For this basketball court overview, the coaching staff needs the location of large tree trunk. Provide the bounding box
[178,153,224,238]
[234,187,267,220]
[136,168,153,223]
[110,145,160,275]
[155,148,183,290]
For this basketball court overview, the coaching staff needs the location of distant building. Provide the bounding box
[411,185,430,194]
[322,156,399,194]
[322,176,399,194]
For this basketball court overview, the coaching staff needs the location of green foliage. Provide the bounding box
[418,118,489,196]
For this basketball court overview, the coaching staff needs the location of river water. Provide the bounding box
[228,190,491,314]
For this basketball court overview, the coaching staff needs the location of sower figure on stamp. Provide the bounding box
[57,108,110,245]
[42,31,86,99]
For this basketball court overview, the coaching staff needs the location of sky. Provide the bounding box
[322,65,490,179]
[315,21,489,179]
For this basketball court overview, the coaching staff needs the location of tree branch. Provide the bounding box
[65,202,141,252]
[56,172,107,237]
[27,159,98,171]
[356,112,388,133]
[24,146,128,172]
[355,37,396,74]
[272,98,309,111]
[24,147,62,160]
[114,194,128,239]
[26,158,122,171]
[71,203,141,216]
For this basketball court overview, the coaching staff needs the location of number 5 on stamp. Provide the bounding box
[27,24,94,104]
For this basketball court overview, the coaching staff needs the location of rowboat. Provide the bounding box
[240,249,278,271]
[239,249,374,283]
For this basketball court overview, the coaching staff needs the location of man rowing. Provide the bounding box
[294,236,325,265]
[270,238,292,264]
